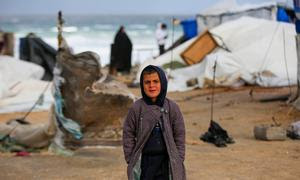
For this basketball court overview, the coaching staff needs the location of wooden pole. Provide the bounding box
[57,11,64,49]
[0,32,14,56]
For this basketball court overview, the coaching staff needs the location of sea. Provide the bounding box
[0,14,194,66]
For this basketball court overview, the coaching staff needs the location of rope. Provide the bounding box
[258,23,280,72]
[282,26,292,95]
[250,23,280,96]
[210,32,231,52]
[168,17,176,77]
[21,82,52,121]
[210,59,217,121]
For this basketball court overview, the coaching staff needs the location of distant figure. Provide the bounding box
[155,23,168,55]
[110,26,132,75]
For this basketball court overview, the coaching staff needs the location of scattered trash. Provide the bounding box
[200,61,234,147]
[15,151,30,157]
[287,121,300,140]
[200,120,235,147]
[186,78,198,87]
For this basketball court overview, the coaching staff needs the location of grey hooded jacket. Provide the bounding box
[122,65,186,180]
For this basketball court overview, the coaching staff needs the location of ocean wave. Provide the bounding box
[51,26,78,33]
[2,15,189,66]
[94,24,114,30]
[82,26,91,32]
[128,24,149,30]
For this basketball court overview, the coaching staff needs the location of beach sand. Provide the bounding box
[0,86,300,179]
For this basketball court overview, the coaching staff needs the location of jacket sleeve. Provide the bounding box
[172,103,186,162]
[122,107,137,164]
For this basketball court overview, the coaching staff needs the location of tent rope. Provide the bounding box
[20,82,52,121]
[210,32,231,52]
[282,26,292,95]
[258,23,280,73]
[210,59,217,121]
[168,16,176,78]
[250,22,280,97]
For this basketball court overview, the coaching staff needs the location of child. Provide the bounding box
[123,65,186,180]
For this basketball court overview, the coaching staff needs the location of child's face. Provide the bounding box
[143,72,161,102]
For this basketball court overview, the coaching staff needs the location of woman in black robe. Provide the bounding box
[110,26,132,74]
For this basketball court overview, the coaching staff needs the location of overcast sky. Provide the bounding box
[0,0,289,15]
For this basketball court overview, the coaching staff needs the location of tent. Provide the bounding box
[196,0,277,31]
[136,17,297,92]
[0,55,53,113]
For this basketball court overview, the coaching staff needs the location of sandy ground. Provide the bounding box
[1,86,300,180]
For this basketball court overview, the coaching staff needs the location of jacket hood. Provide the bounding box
[140,65,168,107]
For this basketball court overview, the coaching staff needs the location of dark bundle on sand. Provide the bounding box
[200,120,235,147]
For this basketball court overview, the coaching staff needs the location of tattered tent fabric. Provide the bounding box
[197,0,277,30]
[0,55,53,114]
[207,16,297,87]
[166,17,297,91]
[19,36,57,81]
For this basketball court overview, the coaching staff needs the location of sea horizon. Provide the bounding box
[0,14,195,66]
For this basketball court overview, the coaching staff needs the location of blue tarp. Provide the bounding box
[181,19,198,40]
[277,7,290,22]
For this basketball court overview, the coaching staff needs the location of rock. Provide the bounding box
[56,49,135,147]
[254,124,286,141]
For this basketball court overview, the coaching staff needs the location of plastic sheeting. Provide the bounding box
[19,36,57,81]
[0,55,53,113]
[197,0,277,31]
[0,55,44,99]
[0,79,53,113]
[0,118,56,150]
[209,17,297,87]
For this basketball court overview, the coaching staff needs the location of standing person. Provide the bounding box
[155,23,168,56]
[123,65,186,180]
[109,26,132,75]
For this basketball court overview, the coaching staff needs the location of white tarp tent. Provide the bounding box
[0,55,53,113]
[137,17,297,92]
[208,16,297,87]
[196,0,277,31]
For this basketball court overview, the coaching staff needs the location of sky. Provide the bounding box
[0,0,286,15]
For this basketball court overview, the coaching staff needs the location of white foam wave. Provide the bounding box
[94,24,114,30]
[129,24,148,29]
[51,26,78,33]
[82,26,91,32]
